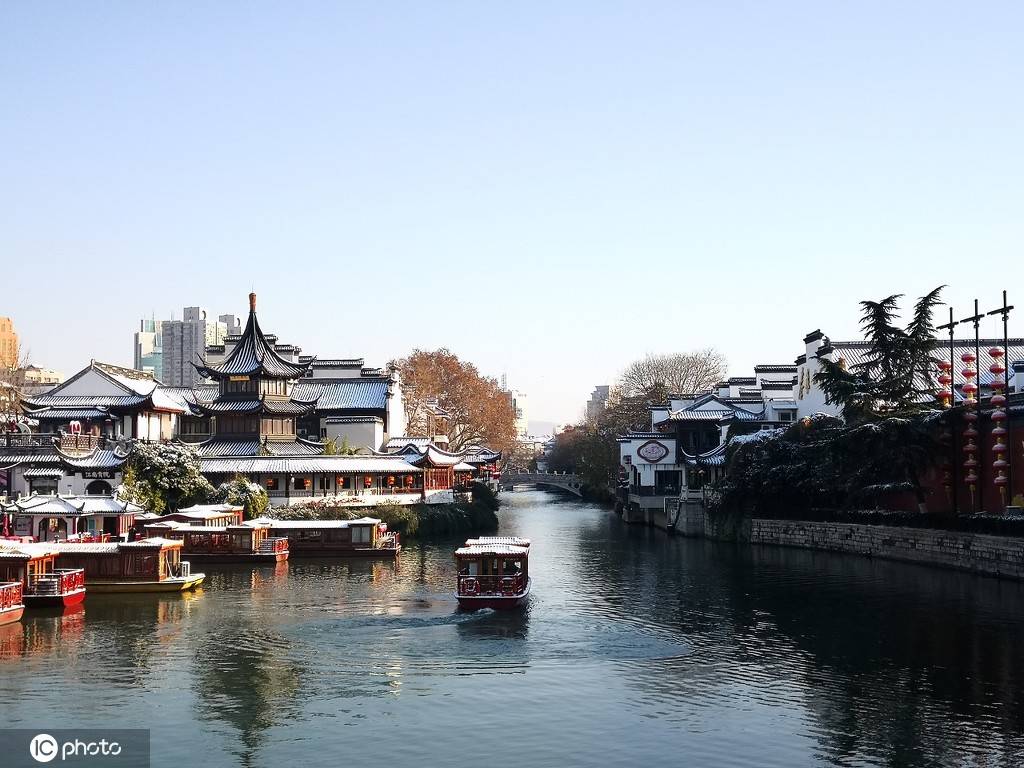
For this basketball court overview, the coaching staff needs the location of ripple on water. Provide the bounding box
[3,490,1024,768]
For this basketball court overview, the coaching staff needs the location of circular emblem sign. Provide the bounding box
[637,440,670,463]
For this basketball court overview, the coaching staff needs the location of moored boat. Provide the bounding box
[0,541,86,608]
[455,536,531,610]
[142,522,289,564]
[53,538,205,593]
[0,581,25,626]
[243,517,400,558]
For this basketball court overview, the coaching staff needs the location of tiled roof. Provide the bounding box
[405,445,466,468]
[324,416,383,424]
[385,436,431,450]
[23,394,148,409]
[194,438,326,458]
[665,410,734,421]
[727,377,757,385]
[56,448,129,470]
[290,379,389,410]
[25,407,112,421]
[0,455,63,467]
[754,364,798,373]
[199,456,421,474]
[3,494,142,515]
[192,397,311,416]
[22,467,65,478]
[195,298,312,380]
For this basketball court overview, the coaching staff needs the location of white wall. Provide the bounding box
[323,420,384,451]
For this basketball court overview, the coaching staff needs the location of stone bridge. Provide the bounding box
[501,472,583,497]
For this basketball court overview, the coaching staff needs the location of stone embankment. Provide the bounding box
[748,519,1024,580]
[620,501,1024,580]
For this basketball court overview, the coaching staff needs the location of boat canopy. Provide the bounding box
[455,543,529,557]
[464,537,530,548]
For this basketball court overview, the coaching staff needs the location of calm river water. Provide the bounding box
[4,490,1024,767]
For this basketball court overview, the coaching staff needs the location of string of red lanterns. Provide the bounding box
[961,351,979,506]
[989,347,1009,506]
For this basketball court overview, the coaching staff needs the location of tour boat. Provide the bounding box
[141,522,289,564]
[455,536,531,610]
[53,538,205,593]
[0,582,24,625]
[243,518,401,557]
[0,541,86,608]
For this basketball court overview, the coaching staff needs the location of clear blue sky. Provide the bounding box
[3,2,1023,427]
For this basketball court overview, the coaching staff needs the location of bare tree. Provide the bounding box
[616,348,727,397]
[0,341,31,430]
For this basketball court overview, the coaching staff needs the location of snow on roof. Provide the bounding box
[464,537,531,548]
[243,517,380,529]
[455,543,529,557]
[0,541,62,559]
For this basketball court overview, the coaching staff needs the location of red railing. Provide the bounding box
[25,569,85,597]
[258,537,289,554]
[458,573,525,596]
[0,582,23,609]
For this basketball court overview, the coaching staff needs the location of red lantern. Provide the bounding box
[989,346,1009,507]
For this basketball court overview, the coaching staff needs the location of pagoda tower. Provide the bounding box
[192,293,314,446]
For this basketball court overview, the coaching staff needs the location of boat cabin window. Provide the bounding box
[502,559,522,575]
[458,560,479,576]
[352,526,371,544]
[480,558,498,576]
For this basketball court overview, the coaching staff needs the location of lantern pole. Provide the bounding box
[938,307,959,514]
[987,290,1015,506]
[958,301,986,513]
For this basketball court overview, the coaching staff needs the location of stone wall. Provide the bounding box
[749,519,1024,580]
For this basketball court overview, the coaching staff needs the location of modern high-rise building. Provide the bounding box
[160,307,228,387]
[0,317,19,369]
[133,316,163,376]
[586,385,610,421]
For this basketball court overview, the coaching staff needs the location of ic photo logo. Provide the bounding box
[29,734,58,763]
[29,732,124,763]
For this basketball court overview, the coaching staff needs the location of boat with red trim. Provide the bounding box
[455,536,531,610]
[0,541,86,608]
[0,581,25,626]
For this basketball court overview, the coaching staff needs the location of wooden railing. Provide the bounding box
[457,573,525,596]
[59,434,101,453]
[25,569,85,597]
[0,582,23,609]
[257,537,289,554]
[377,533,400,550]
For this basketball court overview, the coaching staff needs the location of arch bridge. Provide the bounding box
[501,471,583,497]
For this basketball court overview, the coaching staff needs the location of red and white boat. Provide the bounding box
[455,537,531,610]
[0,582,24,626]
[0,541,86,608]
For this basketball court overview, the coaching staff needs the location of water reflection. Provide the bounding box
[192,621,302,767]
[3,490,1024,768]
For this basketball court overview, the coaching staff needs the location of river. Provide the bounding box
[4,489,1024,767]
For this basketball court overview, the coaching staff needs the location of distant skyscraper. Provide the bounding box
[0,317,19,369]
[133,315,162,376]
[586,385,610,421]
[160,307,228,386]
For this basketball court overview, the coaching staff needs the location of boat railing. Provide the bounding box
[25,568,85,596]
[256,537,289,554]
[376,532,400,550]
[458,573,525,596]
[0,582,23,609]
[170,561,192,579]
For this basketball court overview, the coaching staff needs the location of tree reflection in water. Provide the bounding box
[192,621,301,767]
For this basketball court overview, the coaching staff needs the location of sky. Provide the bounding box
[2,2,1023,428]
